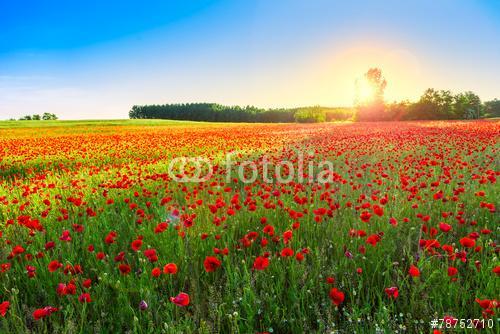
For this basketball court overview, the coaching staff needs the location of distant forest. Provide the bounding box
[129,104,352,123]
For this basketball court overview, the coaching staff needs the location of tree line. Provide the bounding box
[355,68,499,121]
[357,88,495,121]
[15,113,58,121]
[129,104,353,123]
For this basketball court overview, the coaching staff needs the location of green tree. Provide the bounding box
[42,113,58,120]
[407,89,455,120]
[453,92,482,119]
[483,99,500,118]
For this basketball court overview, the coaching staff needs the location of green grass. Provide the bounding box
[0,119,203,129]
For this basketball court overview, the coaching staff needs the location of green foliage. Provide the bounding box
[410,89,455,120]
[42,113,58,120]
[18,113,58,121]
[403,89,484,120]
[453,91,482,119]
[293,106,326,123]
[324,107,353,121]
[483,99,500,118]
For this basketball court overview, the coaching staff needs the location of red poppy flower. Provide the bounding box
[26,265,36,278]
[114,252,125,262]
[56,283,66,296]
[263,225,275,236]
[154,222,169,233]
[253,256,269,271]
[33,306,58,320]
[366,234,381,246]
[447,267,458,277]
[260,238,268,247]
[385,287,399,299]
[151,267,161,277]
[283,230,293,243]
[459,237,475,248]
[0,301,9,317]
[131,239,143,251]
[119,264,131,275]
[475,298,492,309]
[360,211,372,222]
[329,288,345,306]
[59,230,72,242]
[163,263,178,274]
[493,266,500,276]
[12,245,25,256]
[83,278,92,288]
[104,231,117,244]
[439,223,451,233]
[48,260,62,272]
[78,293,92,303]
[57,282,76,296]
[280,247,294,257]
[373,205,384,217]
[408,265,420,277]
[203,256,221,272]
[170,292,190,307]
[143,249,158,262]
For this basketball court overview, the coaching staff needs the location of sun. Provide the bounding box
[355,77,376,104]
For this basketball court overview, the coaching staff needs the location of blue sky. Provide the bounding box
[1,0,499,119]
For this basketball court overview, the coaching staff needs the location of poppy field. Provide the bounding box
[0,120,498,333]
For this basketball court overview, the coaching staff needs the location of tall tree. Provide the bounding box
[365,68,387,103]
[355,68,387,121]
